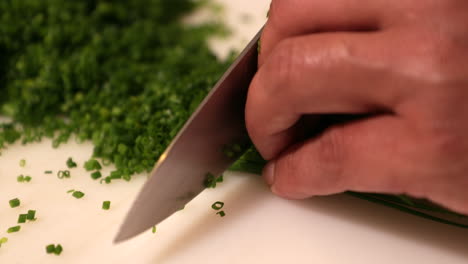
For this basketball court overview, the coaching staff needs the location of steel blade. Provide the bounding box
[114,30,261,243]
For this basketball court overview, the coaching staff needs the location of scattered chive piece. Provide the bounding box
[18,214,28,223]
[67,189,75,193]
[24,176,32,182]
[216,211,226,217]
[7,226,20,233]
[19,159,26,167]
[54,244,63,255]
[57,170,71,179]
[26,210,36,220]
[17,175,24,182]
[152,226,157,234]
[102,201,111,210]
[9,198,20,208]
[72,191,85,199]
[46,244,56,254]
[204,173,223,188]
[0,237,8,248]
[84,159,102,171]
[211,201,224,210]
[66,157,77,168]
[91,171,102,180]
[44,171,53,174]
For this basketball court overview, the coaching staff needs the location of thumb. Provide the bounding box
[263,115,413,199]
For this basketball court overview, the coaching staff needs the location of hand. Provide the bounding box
[246,0,468,214]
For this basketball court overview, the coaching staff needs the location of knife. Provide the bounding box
[114,30,262,243]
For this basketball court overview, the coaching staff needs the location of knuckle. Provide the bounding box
[265,38,299,94]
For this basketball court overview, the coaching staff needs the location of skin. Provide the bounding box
[245,0,468,214]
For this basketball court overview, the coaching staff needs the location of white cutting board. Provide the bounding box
[1,1,468,263]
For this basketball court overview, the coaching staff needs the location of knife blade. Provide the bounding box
[114,30,261,243]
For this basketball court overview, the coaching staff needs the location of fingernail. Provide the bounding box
[263,161,276,186]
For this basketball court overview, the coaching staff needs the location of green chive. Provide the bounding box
[46,244,55,254]
[66,157,77,168]
[57,170,70,179]
[44,170,53,174]
[102,201,111,210]
[7,226,21,233]
[18,214,28,223]
[84,159,102,171]
[0,237,8,247]
[152,226,157,234]
[216,211,226,217]
[24,176,32,182]
[204,172,222,188]
[9,198,20,208]
[19,159,26,167]
[26,210,36,220]
[91,171,102,180]
[17,175,24,182]
[54,244,63,255]
[211,201,224,210]
[67,189,75,193]
[72,191,85,199]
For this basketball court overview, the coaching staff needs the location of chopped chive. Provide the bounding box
[44,170,53,174]
[46,244,55,253]
[102,201,111,210]
[211,201,224,210]
[17,175,24,182]
[24,176,32,182]
[0,237,8,248]
[84,159,102,171]
[204,172,222,188]
[57,170,70,179]
[216,174,224,183]
[67,189,75,193]
[18,214,28,223]
[54,244,63,255]
[152,226,157,234]
[9,198,20,208]
[66,157,77,168]
[7,226,21,233]
[91,171,102,180]
[72,191,85,199]
[216,211,226,217]
[26,210,36,220]
[19,159,26,167]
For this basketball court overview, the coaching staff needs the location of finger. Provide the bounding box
[260,0,396,65]
[263,115,416,199]
[246,32,410,159]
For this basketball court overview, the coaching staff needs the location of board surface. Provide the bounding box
[1,1,468,263]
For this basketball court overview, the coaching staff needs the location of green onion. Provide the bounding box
[91,171,102,180]
[18,214,27,223]
[72,191,85,199]
[66,157,77,168]
[24,176,32,182]
[102,201,111,210]
[152,226,157,234]
[27,210,36,220]
[44,171,53,174]
[9,198,20,208]
[216,211,226,217]
[67,189,75,193]
[84,159,102,171]
[204,173,223,188]
[7,226,20,233]
[211,201,224,210]
[57,170,71,179]
[17,175,24,182]
[0,237,8,248]
[55,244,63,255]
[46,244,55,254]
[19,159,26,167]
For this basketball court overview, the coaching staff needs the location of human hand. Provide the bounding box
[246,0,468,214]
